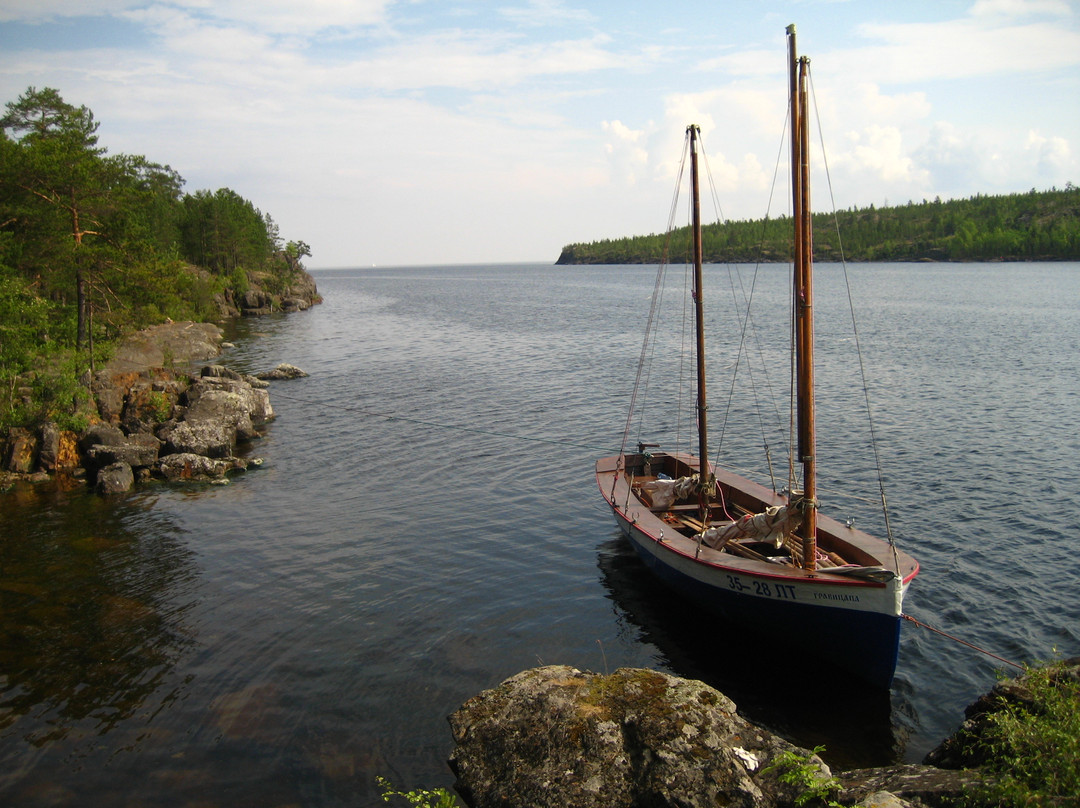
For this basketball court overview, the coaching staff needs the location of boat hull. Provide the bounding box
[597,453,917,688]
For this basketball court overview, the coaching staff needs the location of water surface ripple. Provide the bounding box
[2,262,1078,805]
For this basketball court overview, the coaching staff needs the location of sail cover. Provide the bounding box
[640,476,698,509]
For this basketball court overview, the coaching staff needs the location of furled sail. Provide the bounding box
[699,505,802,550]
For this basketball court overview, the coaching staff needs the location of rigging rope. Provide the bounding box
[622,129,692,457]
[806,65,900,571]
[719,121,795,496]
[693,131,791,497]
[902,614,1025,671]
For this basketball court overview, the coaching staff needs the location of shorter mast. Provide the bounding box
[688,125,713,505]
[788,25,817,571]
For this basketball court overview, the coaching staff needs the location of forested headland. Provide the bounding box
[1,86,312,433]
[556,185,1080,265]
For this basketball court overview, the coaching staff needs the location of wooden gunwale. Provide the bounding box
[597,452,918,586]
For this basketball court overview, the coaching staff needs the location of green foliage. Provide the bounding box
[144,390,172,424]
[954,661,1080,807]
[0,268,56,375]
[1,350,95,433]
[557,186,1080,264]
[0,85,311,434]
[178,188,273,273]
[762,746,842,808]
[376,776,460,808]
[0,267,93,432]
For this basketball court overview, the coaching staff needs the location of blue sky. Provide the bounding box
[1,0,1077,267]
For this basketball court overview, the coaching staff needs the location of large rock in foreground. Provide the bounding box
[449,666,984,808]
[448,666,822,808]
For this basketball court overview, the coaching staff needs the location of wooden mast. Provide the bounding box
[688,125,712,504]
[787,25,817,571]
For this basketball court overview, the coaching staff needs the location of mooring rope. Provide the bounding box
[902,613,1025,671]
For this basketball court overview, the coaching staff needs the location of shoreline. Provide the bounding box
[1,276,319,494]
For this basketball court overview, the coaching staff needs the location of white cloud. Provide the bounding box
[912,121,1078,197]
[187,0,390,33]
[1025,130,1074,176]
[0,0,142,23]
[852,83,931,123]
[842,124,925,185]
[849,18,1080,82]
[498,0,597,28]
[1,1,1076,264]
[602,119,649,185]
[968,0,1073,19]
[0,0,391,31]
[332,32,624,92]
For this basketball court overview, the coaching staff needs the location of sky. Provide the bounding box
[1,0,1078,268]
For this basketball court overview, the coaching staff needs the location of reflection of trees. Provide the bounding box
[595,537,902,769]
[0,484,198,745]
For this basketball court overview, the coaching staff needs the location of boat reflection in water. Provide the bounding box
[595,535,905,769]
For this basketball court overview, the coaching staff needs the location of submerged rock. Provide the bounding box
[255,363,308,381]
[97,461,134,494]
[158,452,247,481]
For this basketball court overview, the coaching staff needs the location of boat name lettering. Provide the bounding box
[813,592,861,603]
[726,575,798,601]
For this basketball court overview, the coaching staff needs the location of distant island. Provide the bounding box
[556,185,1080,264]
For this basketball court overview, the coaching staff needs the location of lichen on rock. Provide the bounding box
[448,665,818,808]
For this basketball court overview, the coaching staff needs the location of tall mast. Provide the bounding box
[787,25,817,570]
[688,125,712,496]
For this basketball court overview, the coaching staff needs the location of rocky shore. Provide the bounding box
[448,660,1080,808]
[0,320,309,493]
[2,265,320,493]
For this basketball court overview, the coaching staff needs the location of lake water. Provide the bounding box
[2,262,1079,806]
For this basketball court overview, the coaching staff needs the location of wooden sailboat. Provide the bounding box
[595,25,919,688]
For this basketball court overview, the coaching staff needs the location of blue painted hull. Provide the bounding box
[596,452,917,688]
[622,520,902,687]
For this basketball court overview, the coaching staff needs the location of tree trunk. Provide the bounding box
[76,267,87,350]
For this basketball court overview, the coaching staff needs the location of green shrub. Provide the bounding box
[376,776,460,808]
[956,660,1080,807]
[144,390,172,423]
[1,353,95,433]
[762,745,842,807]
